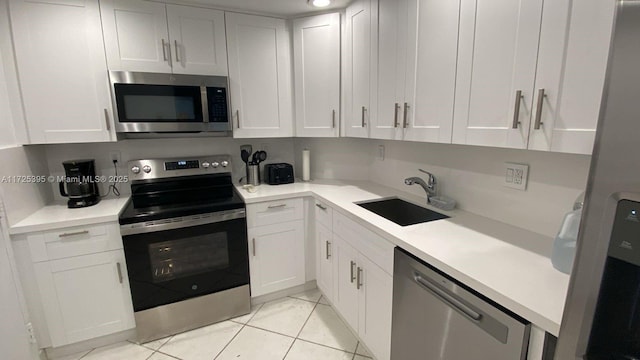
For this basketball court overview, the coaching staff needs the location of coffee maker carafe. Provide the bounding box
[59,159,100,208]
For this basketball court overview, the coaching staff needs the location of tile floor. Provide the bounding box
[55,289,373,360]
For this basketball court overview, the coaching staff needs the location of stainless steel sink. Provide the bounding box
[356,197,449,226]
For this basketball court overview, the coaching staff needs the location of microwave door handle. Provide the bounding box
[201,86,210,123]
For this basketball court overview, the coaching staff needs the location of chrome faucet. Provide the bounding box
[404,169,437,202]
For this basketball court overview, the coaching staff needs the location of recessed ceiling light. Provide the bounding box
[308,0,331,8]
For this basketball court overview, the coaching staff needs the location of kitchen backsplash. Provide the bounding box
[41,137,296,201]
[295,138,591,239]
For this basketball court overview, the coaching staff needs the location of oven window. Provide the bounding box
[114,84,203,122]
[148,233,229,283]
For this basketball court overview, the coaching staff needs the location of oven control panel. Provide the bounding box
[128,155,232,180]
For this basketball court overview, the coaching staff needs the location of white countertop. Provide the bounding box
[9,197,130,235]
[236,180,569,336]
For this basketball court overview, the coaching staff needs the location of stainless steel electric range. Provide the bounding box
[118,155,250,343]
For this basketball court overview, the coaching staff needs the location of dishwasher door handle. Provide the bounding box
[414,272,482,321]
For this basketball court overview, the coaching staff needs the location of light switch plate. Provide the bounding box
[503,162,529,190]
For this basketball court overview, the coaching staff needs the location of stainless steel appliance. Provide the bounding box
[118,155,249,343]
[59,159,100,208]
[391,248,530,359]
[110,71,231,136]
[555,2,640,358]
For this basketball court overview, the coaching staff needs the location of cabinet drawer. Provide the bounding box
[27,222,123,262]
[247,198,304,228]
[333,212,394,275]
[314,200,333,229]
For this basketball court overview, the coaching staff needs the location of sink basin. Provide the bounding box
[356,197,449,226]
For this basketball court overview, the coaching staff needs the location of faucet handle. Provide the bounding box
[418,169,436,183]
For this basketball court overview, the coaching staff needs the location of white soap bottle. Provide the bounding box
[551,193,585,274]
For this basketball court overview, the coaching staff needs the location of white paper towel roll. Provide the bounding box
[302,149,310,181]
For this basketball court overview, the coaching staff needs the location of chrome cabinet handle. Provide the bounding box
[534,88,546,130]
[58,230,89,238]
[268,204,287,209]
[356,267,363,289]
[361,106,366,127]
[512,90,523,129]
[252,238,256,257]
[326,241,331,259]
[350,261,356,283]
[116,262,123,284]
[236,110,240,128]
[393,103,400,127]
[315,203,327,211]
[403,102,409,128]
[332,109,336,128]
[104,109,111,131]
[413,272,482,321]
[161,39,168,62]
[174,40,180,63]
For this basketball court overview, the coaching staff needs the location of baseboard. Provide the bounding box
[44,329,135,360]
[251,280,317,306]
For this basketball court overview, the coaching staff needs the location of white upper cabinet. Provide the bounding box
[100,0,228,75]
[404,0,460,143]
[166,4,228,75]
[293,13,341,138]
[9,0,114,144]
[226,13,293,138]
[370,0,413,140]
[344,0,374,138]
[452,0,544,148]
[527,0,615,154]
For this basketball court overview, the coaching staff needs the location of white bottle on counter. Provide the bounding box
[551,193,585,274]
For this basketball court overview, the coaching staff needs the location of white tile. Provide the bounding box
[284,339,353,360]
[298,304,358,352]
[355,342,373,357]
[318,296,330,305]
[148,352,179,360]
[354,356,371,360]
[158,320,242,360]
[230,303,263,324]
[140,336,172,351]
[82,341,153,360]
[52,350,91,360]
[289,288,322,303]
[247,297,316,337]
[216,326,294,360]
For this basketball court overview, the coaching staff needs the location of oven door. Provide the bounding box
[121,211,248,312]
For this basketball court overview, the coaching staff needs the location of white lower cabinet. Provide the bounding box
[247,199,306,297]
[33,250,134,347]
[315,204,394,360]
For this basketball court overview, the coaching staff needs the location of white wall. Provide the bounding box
[42,137,296,201]
[295,138,591,239]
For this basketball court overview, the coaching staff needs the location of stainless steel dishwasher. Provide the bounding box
[391,248,530,360]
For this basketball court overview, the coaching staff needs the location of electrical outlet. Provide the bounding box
[503,162,529,190]
[109,151,121,164]
[26,322,36,344]
[377,145,385,161]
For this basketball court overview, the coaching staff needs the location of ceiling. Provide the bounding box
[180,0,351,17]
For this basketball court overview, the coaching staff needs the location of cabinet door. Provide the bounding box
[332,235,359,331]
[100,0,171,73]
[33,250,135,347]
[357,255,393,360]
[9,0,113,144]
[166,4,227,76]
[226,13,293,138]
[528,0,614,154]
[293,13,341,138]
[404,0,459,143]
[371,0,410,140]
[344,0,373,138]
[452,0,543,148]
[315,222,334,301]
[248,221,305,297]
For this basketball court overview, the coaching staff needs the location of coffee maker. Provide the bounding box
[59,159,100,208]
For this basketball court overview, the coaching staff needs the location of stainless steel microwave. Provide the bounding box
[109,71,231,135]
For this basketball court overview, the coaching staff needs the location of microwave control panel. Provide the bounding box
[207,87,229,123]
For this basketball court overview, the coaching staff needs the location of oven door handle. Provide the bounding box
[120,208,246,236]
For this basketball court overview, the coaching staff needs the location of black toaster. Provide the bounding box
[264,163,294,185]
